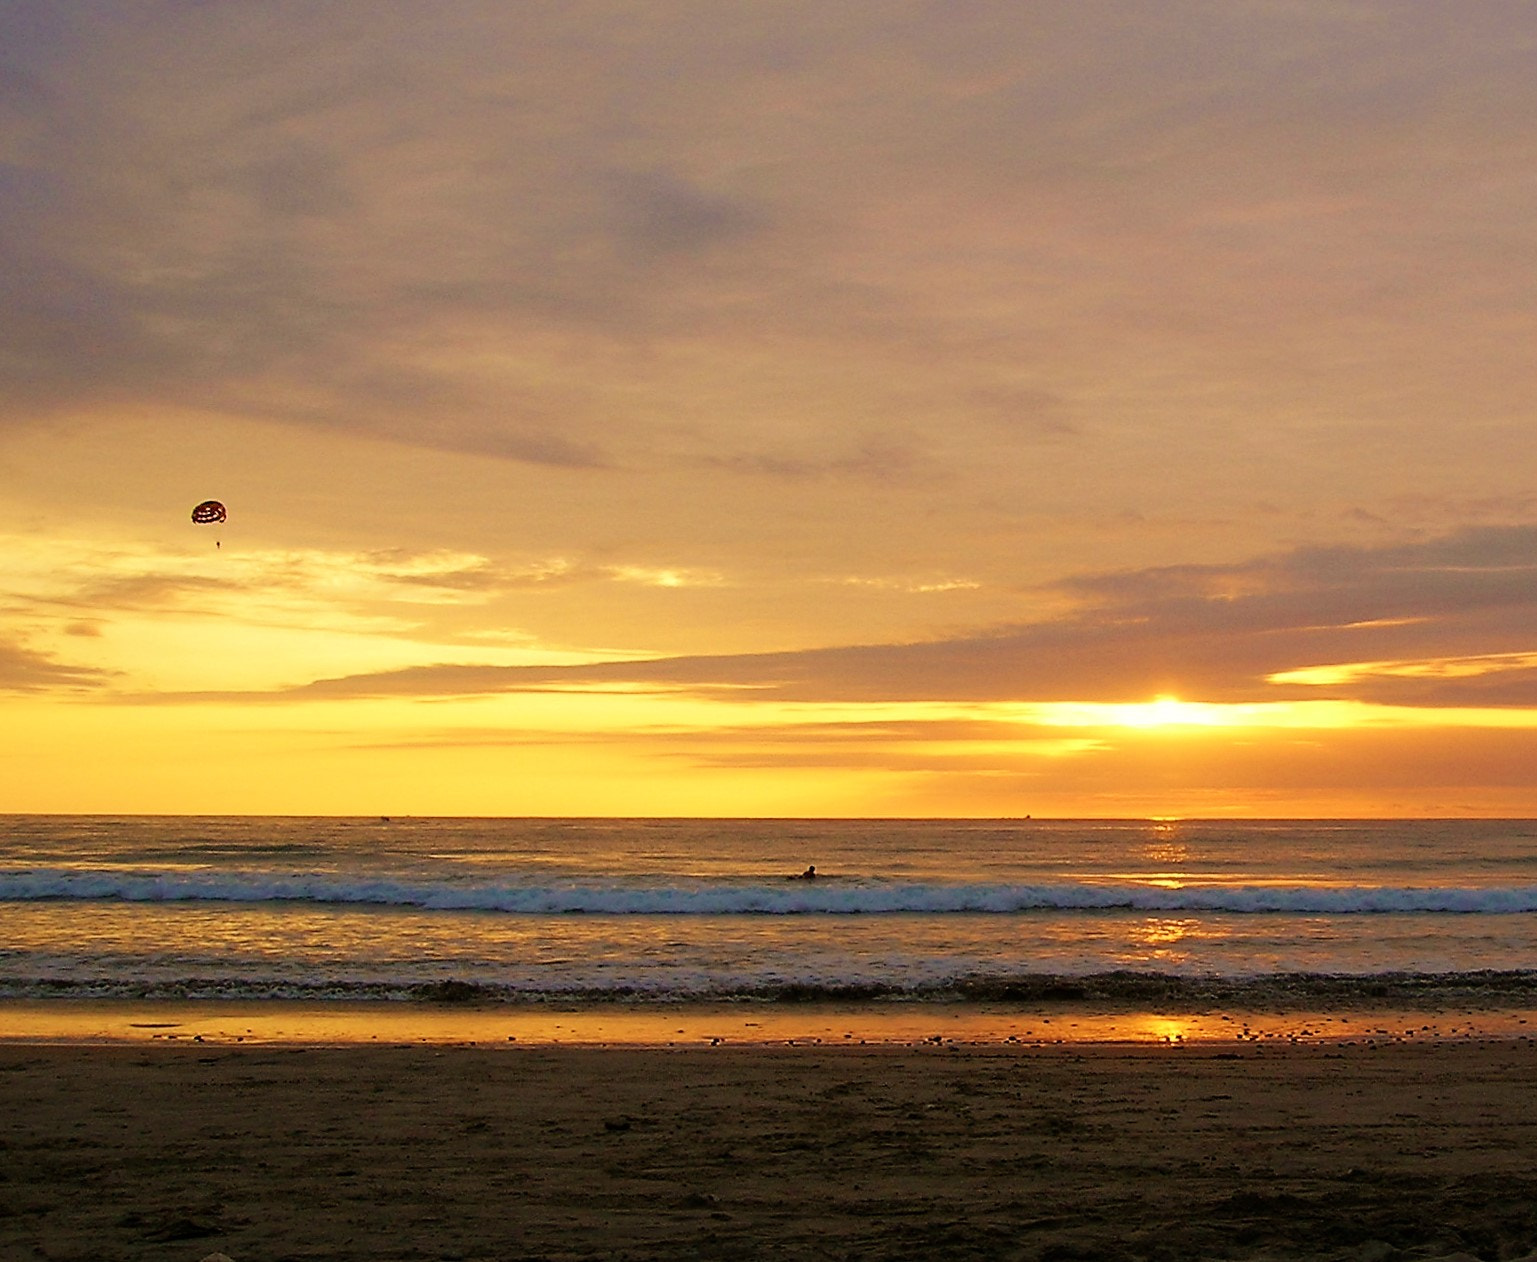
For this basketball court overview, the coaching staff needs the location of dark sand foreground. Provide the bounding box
[6,1040,1537,1262]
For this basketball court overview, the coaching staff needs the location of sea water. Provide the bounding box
[3,816,1536,1008]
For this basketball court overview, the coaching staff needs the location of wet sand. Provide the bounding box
[7,1037,1537,1261]
[3,996,1534,1048]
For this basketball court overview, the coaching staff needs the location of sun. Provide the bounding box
[1017,695,1258,733]
[1102,696,1235,729]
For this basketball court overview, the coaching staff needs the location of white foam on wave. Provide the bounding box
[4,868,1537,915]
[6,966,1537,1006]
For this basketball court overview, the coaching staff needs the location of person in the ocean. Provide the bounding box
[797,865,816,880]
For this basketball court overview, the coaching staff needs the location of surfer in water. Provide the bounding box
[795,865,817,880]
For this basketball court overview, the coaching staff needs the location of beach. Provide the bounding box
[8,817,1537,1258]
[8,1034,1537,1261]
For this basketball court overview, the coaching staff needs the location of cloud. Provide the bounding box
[130,523,1537,709]
[0,639,111,692]
[12,547,510,617]
[6,0,1534,506]
[702,435,929,484]
[604,169,765,257]
[60,573,239,614]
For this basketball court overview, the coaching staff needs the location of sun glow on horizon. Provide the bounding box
[1025,696,1270,730]
[1017,696,1537,733]
[1107,696,1229,728]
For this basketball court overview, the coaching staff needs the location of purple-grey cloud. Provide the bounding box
[130,523,1537,708]
[604,169,765,257]
[5,0,1534,490]
[0,639,112,692]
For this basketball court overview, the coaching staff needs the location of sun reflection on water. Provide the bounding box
[1132,918,1197,948]
[1118,916,1207,969]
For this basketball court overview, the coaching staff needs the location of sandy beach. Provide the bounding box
[7,1035,1537,1261]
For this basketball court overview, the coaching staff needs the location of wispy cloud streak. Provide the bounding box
[119,525,1537,708]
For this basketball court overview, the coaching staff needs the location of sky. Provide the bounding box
[3,0,1537,817]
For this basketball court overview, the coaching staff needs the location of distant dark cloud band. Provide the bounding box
[115,523,1537,709]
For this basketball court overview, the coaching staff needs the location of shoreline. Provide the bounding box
[3,995,1534,1047]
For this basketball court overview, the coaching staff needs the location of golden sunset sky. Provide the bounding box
[4,1,1537,816]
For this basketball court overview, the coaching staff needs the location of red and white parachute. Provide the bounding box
[191,500,226,547]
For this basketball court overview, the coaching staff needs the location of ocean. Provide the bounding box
[4,816,1537,1017]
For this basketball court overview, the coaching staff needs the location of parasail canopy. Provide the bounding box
[191,500,227,524]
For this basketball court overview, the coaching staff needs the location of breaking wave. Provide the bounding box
[5,969,1537,1006]
[5,869,1537,915]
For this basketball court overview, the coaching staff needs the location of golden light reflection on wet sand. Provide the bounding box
[2,1001,1532,1047]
